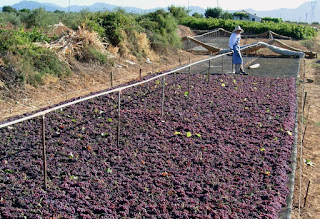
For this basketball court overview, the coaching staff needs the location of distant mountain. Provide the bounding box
[1,1,160,13]
[187,6,206,15]
[11,1,65,11]
[1,0,320,23]
[0,1,204,14]
[237,1,320,23]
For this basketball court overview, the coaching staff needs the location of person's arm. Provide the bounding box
[228,33,237,49]
[233,37,241,54]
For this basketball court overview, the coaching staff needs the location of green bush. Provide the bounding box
[138,9,181,52]
[0,29,70,86]
[88,9,139,46]
[262,17,283,23]
[192,12,203,18]
[20,47,71,84]
[58,10,88,30]
[221,12,233,20]
[0,8,87,30]
[0,28,50,52]
[87,9,181,55]
[205,7,223,19]
[2,6,17,13]
[168,5,189,22]
[233,12,249,19]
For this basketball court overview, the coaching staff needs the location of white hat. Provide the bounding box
[233,25,244,33]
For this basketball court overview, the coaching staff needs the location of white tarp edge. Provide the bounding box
[220,42,305,58]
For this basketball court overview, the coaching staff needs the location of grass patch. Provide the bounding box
[78,45,110,65]
[301,40,314,51]
[8,47,71,86]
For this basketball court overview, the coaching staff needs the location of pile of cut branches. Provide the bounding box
[36,24,108,64]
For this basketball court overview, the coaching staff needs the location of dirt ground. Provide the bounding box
[0,32,319,218]
[291,58,320,218]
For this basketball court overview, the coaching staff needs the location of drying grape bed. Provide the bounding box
[0,73,296,218]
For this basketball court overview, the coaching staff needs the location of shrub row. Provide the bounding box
[180,17,317,39]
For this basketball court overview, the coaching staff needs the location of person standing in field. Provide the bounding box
[228,25,248,75]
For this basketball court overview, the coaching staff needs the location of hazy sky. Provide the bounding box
[0,0,313,11]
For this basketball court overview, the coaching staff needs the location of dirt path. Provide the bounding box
[291,57,320,219]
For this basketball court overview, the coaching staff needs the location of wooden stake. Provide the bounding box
[110,72,113,87]
[302,105,311,144]
[302,92,307,114]
[41,115,47,190]
[117,91,121,147]
[161,76,165,117]
[303,180,311,208]
[207,59,211,82]
[221,55,224,74]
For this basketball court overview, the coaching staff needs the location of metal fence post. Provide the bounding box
[161,76,165,117]
[117,91,121,147]
[41,115,48,190]
[139,69,142,80]
[207,59,211,82]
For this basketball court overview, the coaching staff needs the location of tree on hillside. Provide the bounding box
[221,12,233,20]
[192,12,203,18]
[233,12,249,20]
[19,9,31,13]
[54,10,65,13]
[262,17,283,23]
[205,7,223,18]
[25,8,50,28]
[168,5,189,21]
[2,6,17,13]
